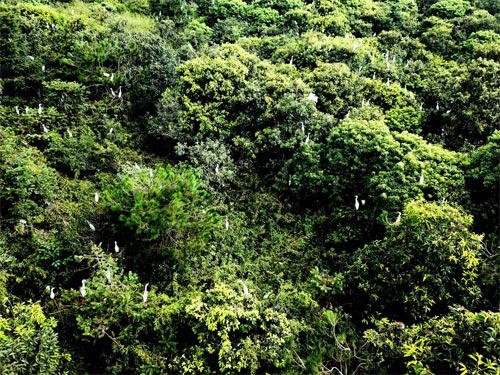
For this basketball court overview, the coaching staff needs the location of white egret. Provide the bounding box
[301,122,305,133]
[372,72,376,80]
[395,211,402,224]
[419,103,423,111]
[288,174,292,186]
[103,72,110,77]
[419,172,424,185]
[118,86,122,99]
[15,106,20,115]
[215,164,219,174]
[110,73,114,82]
[352,42,360,51]
[42,124,49,133]
[306,92,318,103]
[27,55,34,60]
[67,128,73,137]
[263,291,272,299]
[289,56,294,65]
[106,268,112,282]
[114,241,119,253]
[80,279,87,298]
[110,88,116,97]
[38,104,42,115]
[305,133,310,143]
[42,65,45,72]
[238,280,249,297]
[355,195,359,210]
[225,216,229,231]
[87,220,95,231]
[109,127,114,134]
[361,199,366,206]
[143,283,149,303]
[436,102,440,111]
[48,286,55,299]
[25,106,29,114]
[94,192,99,203]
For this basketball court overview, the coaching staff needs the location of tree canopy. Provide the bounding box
[0,0,499,373]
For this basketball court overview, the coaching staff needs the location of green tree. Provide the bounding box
[0,301,70,374]
[363,307,500,374]
[104,164,219,263]
[347,201,483,322]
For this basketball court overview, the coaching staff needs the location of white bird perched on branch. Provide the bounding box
[306,92,318,103]
[225,216,229,231]
[46,286,55,299]
[238,280,249,297]
[15,106,19,115]
[395,211,402,224]
[42,124,49,133]
[38,104,42,115]
[114,241,119,253]
[143,283,149,303]
[106,268,112,283]
[67,128,73,137]
[87,220,95,231]
[354,195,360,210]
[80,279,87,297]
[94,192,99,203]
[419,172,424,185]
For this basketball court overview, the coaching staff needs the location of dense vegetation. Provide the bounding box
[0,0,499,373]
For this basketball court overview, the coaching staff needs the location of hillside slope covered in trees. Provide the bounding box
[0,0,499,373]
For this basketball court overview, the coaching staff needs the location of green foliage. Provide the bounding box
[0,0,499,374]
[0,301,70,374]
[429,0,473,19]
[180,282,310,374]
[0,128,58,221]
[105,164,219,260]
[363,307,500,374]
[348,201,483,322]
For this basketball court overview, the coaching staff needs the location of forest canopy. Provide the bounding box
[0,0,499,374]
